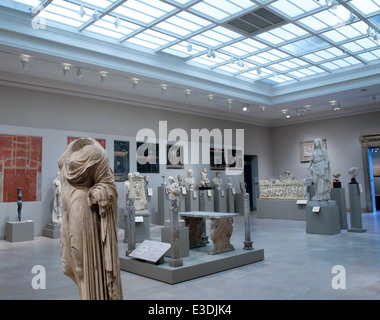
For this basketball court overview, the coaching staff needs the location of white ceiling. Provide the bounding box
[0,0,380,126]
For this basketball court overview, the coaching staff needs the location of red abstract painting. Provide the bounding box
[67,137,106,149]
[0,135,42,202]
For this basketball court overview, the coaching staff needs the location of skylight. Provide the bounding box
[1,0,379,87]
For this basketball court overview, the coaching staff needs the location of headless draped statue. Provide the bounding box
[58,138,123,300]
[307,138,332,201]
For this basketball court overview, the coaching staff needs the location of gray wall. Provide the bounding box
[271,111,380,207]
[0,85,273,238]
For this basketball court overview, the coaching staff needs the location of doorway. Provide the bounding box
[369,147,380,211]
[244,155,258,212]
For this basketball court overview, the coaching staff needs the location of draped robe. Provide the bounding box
[58,138,123,300]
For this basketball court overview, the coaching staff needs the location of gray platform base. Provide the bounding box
[5,220,34,242]
[43,223,61,239]
[161,226,190,258]
[257,199,306,221]
[119,242,264,284]
[306,201,340,235]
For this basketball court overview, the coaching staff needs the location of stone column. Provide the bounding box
[169,199,183,267]
[243,193,253,250]
[126,199,136,256]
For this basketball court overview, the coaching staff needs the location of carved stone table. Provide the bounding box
[180,211,238,255]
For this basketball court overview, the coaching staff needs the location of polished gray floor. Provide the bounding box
[1,211,380,300]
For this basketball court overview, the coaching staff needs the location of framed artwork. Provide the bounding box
[210,148,225,170]
[166,144,184,169]
[114,140,129,182]
[136,142,159,174]
[0,134,42,202]
[67,136,106,149]
[226,149,244,171]
[300,139,327,163]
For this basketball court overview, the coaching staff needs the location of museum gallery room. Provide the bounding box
[1,0,380,303]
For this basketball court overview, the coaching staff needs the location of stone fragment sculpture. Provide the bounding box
[58,138,123,300]
[52,171,62,224]
[307,138,332,201]
[184,169,195,191]
[124,172,147,211]
[200,168,210,188]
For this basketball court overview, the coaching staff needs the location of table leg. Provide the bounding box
[208,218,235,255]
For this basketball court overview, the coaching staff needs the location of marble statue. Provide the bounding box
[177,174,184,188]
[17,188,22,222]
[213,171,223,190]
[124,172,147,211]
[144,174,150,188]
[184,169,195,191]
[239,181,247,193]
[348,167,359,183]
[333,170,341,188]
[166,176,180,206]
[52,171,62,224]
[58,138,123,300]
[307,138,332,201]
[227,177,233,188]
[200,168,210,188]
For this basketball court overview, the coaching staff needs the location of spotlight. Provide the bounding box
[114,17,121,28]
[187,41,192,53]
[281,109,290,118]
[100,71,107,84]
[93,10,100,21]
[261,105,266,112]
[185,89,191,99]
[207,48,216,59]
[208,94,214,104]
[78,5,86,18]
[161,84,167,96]
[132,78,140,89]
[257,66,262,75]
[242,104,249,112]
[330,100,340,111]
[21,55,31,70]
[62,64,70,77]
[229,56,235,64]
[348,12,356,23]
[76,67,83,78]
[227,99,233,109]
[237,59,243,67]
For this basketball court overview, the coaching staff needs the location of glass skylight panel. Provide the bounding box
[321,61,340,70]
[190,56,218,67]
[191,26,240,48]
[282,37,326,55]
[256,32,284,45]
[358,52,378,61]
[217,64,242,73]
[289,58,308,66]
[303,53,324,63]
[288,0,321,12]
[298,15,328,32]
[166,0,195,6]
[336,24,363,39]
[271,74,293,83]
[308,66,325,74]
[246,55,269,65]
[296,68,316,76]
[314,49,336,60]
[79,0,115,9]
[162,41,206,58]
[279,60,298,69]
[312,9,347,29]
[88,15,140,39]
[321,29,347,43]
[12,0,41,7]
[190,2,230,21]
[282,24,308,37]
[269,63,290,72]
[256,51,282,63]
[355,38,379,50]
[269,0,304,18]
[349,0,380,17]
[221,46,248,56]
[343,56,362,65]
[127,29,176,49]
[239,72,260,80]
[288,70,308,78]
[330,59,350,68]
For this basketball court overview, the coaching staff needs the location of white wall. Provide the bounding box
[271,111,380,209]
[0,85,273,238]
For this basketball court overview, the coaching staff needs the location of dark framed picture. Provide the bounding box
[114,140,129,182]
[210,147,225,170]
[136,142,160,174]
[167,144,184,169]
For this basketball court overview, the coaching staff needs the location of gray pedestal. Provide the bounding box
[214,189,227,212]
[179,193,185,213]
[199,190,214,212]
[307,183,316,200]
[157,185,170,225]
[235,193,249,216]
[348,183,366,233]
[5,220,34,242]
[43,223,61,239]
[306,201,340,235]
[185,191,199,212]
[227,188,235,213]
[135,210,151,242]
[161,223,190,258]
[330,188,348,229]
[256,199,306,220]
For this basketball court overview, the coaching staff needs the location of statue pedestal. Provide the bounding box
[330,188,348,229]
[161,220,189,258]
[235,193,250,216]
[185,191,199,212]
[124,209,150,243]
[43,223,61,239]
[214,189,227,212]
[199,189,214,212]
[157,185,170,225]
[227,188,235,213]
[5,220,34,242]
[306,201,340,235]
[348,183,366,233]
[179,193,185,213]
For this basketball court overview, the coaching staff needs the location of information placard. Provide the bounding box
[129,240,171,263]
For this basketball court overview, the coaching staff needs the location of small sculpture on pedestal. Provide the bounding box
[307,138,332,201]
[166,176,183,267]
[184,169,195,191]
[239,181,247,194]
[332,171,342,188]
[17,188,22,222]
[124,172,147,211]
[227,177,233,189]
[52,171,62,225]
[177,174,184,188]
[200,168,210,188]
[213,171,223,190]
[348,167,359,183]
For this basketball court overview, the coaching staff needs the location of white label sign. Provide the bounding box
[182,187,187,195]
[312,206,320,213]
[135,216,144,223]
[296,200,308,205]
[221,190,225,197]
[207,190,212,197]
[148,188,153,197]
[193,190,197,199]
[358,183,363,194]
[232,188,236,195]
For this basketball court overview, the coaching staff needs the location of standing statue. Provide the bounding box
[307,138,332,201]
[213,171,223,190]
[184,169,195,191]
[52,171,62,224]
[17,188,22,222]
[58,138,123,300]
[166,176,180,207]
[200,168,210,188]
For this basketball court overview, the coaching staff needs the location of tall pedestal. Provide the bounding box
[330,188,348,229]
[306,200,340,235]
[348,183,366,233]
[199,189,214,212]
[227,188,235,213]
[214,189,227,212]
[157,185,170,225]
[43,223,61,239]
[185,190,199,212]
[179,192,185,213]
[161,220,189,258]
[5,220,34,242]
[307,183,316,200]
[235,193,249,216]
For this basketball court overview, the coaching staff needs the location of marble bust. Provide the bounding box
[227,177,233,188]
[348,167,359,183]
[213,171,223,190]
[307,138,332,201]
[184,169,195,191]
[333,170,341,188]
[177,174,184,187]
[200,168,210,188]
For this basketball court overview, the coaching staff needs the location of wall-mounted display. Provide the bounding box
[67,136,106,149]
[136,142,159,174]
[114,140,129,182]
[0,134,42,202]
[300,139,327,163]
